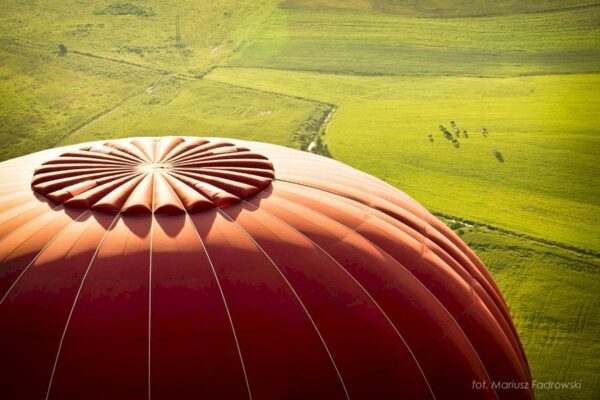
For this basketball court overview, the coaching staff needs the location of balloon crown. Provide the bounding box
[31,137,275,214]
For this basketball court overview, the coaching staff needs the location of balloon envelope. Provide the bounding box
[0,137,532,399]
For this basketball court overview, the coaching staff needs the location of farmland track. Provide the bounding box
[532,290,555,335]
[217,65,600,79]
[52,85,149,147]
[442,3,600,19]
[69,50,170,74]
[6,37,171,74]
[557,295,593,381]
[212,79,335,108]
[518,289,555,366]
[52,76,165,147]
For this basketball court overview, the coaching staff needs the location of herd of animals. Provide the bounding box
[428,122,502,161]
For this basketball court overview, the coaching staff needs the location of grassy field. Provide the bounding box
[0,1,599,398]
[0,39,157,160]
[454,222,599,398]
[281,0,599,17]
[63,76,331,148]
[207,68,600,250]
[0,0,277,75]
[228,6,600,76]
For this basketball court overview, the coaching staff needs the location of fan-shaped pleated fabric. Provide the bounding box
[0,137,532,400]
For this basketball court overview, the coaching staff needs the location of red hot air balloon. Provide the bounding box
[0,137,532,399]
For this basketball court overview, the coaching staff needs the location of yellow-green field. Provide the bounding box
[1,1,599,398]
[228,6,600,76]
[207,69,600,250]
[458,223,599,398]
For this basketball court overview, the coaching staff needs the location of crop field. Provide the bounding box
[458,223,599,398]
[207,68,600,250]
[0,0,276,74]
[0,39,157,160]
[63,76,331,148]
[0,0,599,398]
[228,6,600,76]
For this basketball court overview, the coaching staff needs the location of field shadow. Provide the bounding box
[494,150,504,162]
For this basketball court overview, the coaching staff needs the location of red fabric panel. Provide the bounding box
[189,210,348,399]
[220,203,435,399]
[0,213,115,399]
[48,215,150,399]
[150,213,249,399]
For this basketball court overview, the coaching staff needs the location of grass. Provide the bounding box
[0,1,599,398]
[0,0,278,75]
[0,39,157,160]
[207,68,600,250]
[63,76,330,148]
[281,0,599,17]
[451,222,600,399]
[228,6,600,76]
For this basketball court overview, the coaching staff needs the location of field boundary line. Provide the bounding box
[434,211,600,258]
[4,37,172,75]
[214,65,600,79]
[52,77,162,147]
[69,50,170,74]
[205,75,335,107]
[429,3,600,19]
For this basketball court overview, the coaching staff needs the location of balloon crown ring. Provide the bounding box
[31,137,275,215]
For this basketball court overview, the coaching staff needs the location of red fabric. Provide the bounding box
[0,137,532,399]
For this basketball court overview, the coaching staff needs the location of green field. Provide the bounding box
[207,68,600,250]
[1,1,599,398]
[228,6,600,76]
[63,76,331,148]
[458,222,599,398]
